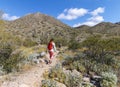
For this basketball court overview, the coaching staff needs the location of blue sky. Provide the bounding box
[0,0,120,27]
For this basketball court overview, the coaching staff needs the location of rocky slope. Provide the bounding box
[5,12,74,44]
[75,22,120,36]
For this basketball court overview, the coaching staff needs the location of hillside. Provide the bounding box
[4,12,120,45]
[5,12,74,44]
[74,22,120,36]
[90,22,120,35]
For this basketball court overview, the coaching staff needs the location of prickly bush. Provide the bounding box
[100,72,117,87]
[64,70,82,87]
[41,79,57,87]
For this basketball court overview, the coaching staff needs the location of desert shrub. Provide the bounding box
[41,79,57,87]
[0,43,12,65]
[13,36,24,46]
[62,51,120,76]
[48,63,83,87]
[69,61,86,73]
[81,83,94,87]
[64,56,74,64]
[90,63,113,74]
[0,20,5,28]
[68,40,82,50]
[100,72,117,87]
[54,37,68,46]
[82,36,120,60]
[3,52,24,73]
[49,63,64,79]
[103,54,120,70]
[64,70,82,87]
[0,43,25,73]
[23,38,37,47]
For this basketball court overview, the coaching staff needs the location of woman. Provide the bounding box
[47,38,57,64]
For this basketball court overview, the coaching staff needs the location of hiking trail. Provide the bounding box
[0,53,58,87]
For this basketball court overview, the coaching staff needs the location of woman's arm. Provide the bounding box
[52,42,57,52]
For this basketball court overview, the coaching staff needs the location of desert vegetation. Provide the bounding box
[0,12,120,87]
[42,35,120,87]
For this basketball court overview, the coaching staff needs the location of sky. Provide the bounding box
[0,0,120,27]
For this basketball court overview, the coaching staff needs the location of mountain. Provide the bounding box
[74,25,92,33]
[5,12,74,44]
[90,22,120,35]
[74,25,91,30]
[74,22,120,36]
[4,12,120,44]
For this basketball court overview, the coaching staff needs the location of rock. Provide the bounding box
[33,59,40,64]
[28,53,40,61]
[56,81,66,87]
[83,77,90,82]
[91,75,102,82]
[92,75,102,79]
[72,69,81,76]
[40,52,46,57]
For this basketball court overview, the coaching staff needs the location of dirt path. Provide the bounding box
[0,53,58,87]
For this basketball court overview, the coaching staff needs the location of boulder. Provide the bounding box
[40,52,46,57]
[28,53,40,61]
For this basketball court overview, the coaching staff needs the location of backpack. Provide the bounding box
[48,42,53,50]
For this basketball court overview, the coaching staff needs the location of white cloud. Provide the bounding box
[91,7,104,16]
[73,7,105,27]
[73,15,104,27]
[2,13,19,21]
[88,15,104,22]
[57,8,88,20]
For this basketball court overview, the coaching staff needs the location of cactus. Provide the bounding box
[100,72,117,87]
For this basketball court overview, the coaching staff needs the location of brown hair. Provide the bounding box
[50,38,54,42]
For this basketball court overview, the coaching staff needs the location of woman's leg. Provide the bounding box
[49,51,54,64]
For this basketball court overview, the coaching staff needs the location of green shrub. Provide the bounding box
[0,42,25,73]
[68,40,82,50]
[69,61,86,73]
[3,52,24,73]
[54,37,68,46]
[100,72,117,87]
[42,79,57,87]
[48,63,83,87]
[0,43,12,65]
[23,38,37,47]
[81,83,94,87]
[64,70,82,87]
[49,63,63,79]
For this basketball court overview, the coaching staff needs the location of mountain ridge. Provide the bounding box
[3,12,120,44]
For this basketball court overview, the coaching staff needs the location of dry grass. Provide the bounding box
[20,63,33,72]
